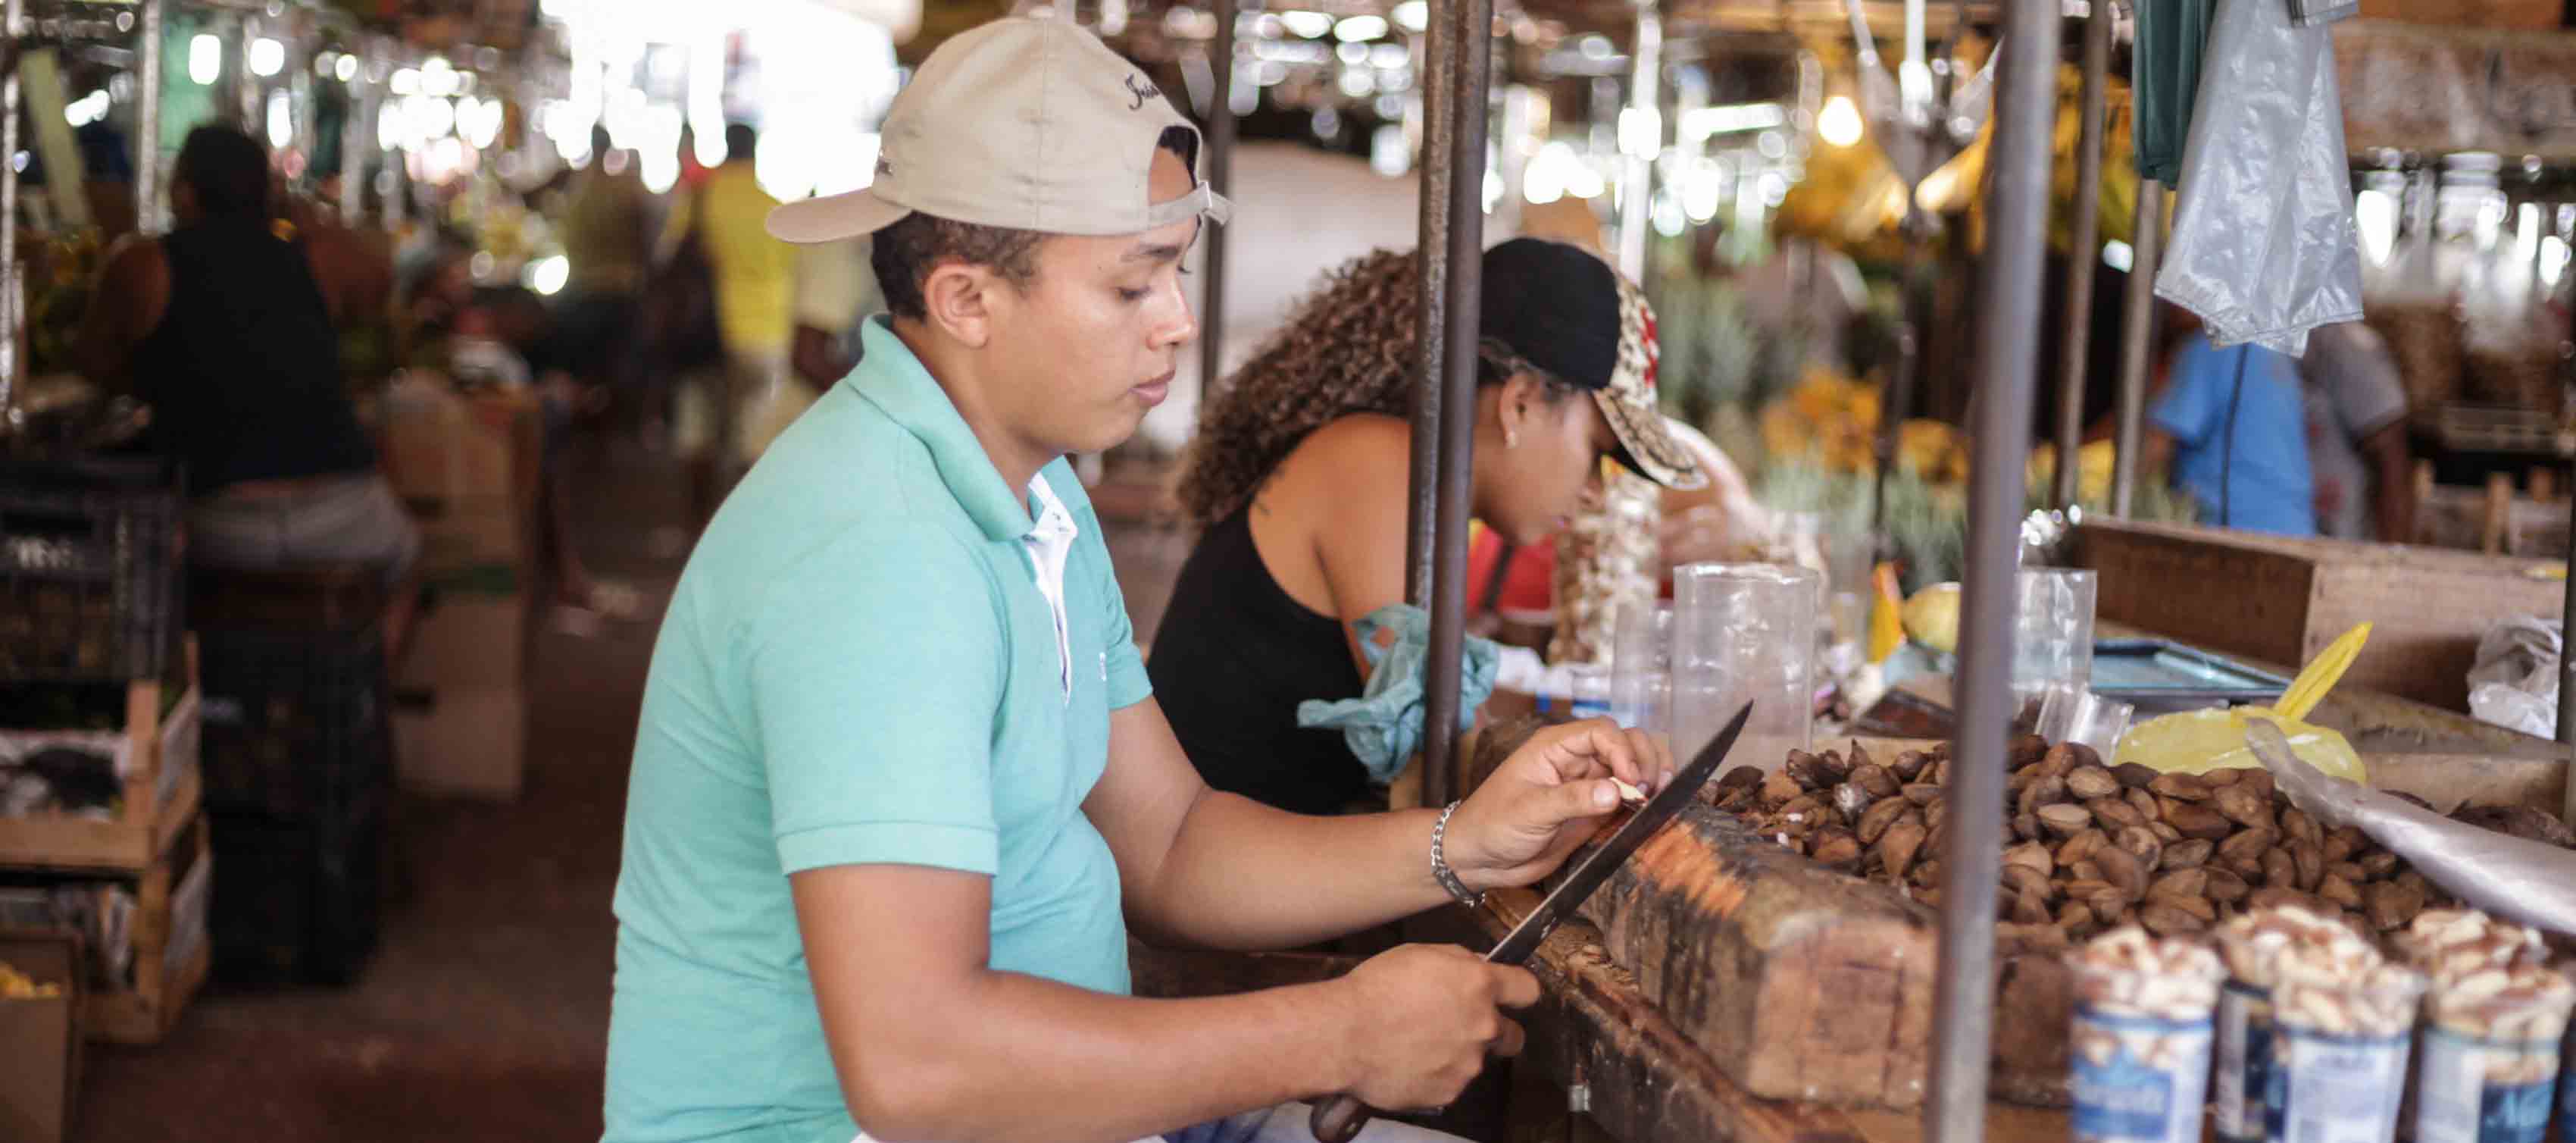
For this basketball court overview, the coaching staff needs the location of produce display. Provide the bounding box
[1711,737,2472,945]
[0,957,63,999]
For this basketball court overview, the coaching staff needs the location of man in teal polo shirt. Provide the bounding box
[605,19,1671,1143]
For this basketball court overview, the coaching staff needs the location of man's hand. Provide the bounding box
[1440,719,1674,893]
[1326,944,1538,1110]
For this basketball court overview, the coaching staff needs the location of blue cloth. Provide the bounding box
[605,318,1151,1143]
[1295,604,1500,784]
[2152,334,2316,537]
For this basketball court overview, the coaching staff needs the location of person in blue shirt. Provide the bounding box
[605,20,1672,1143]
[2145,314,2318,537]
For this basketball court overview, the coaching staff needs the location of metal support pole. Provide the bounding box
[0,0,25,438]
[1614,0,1661,281]
[2110,179,2166,517]
[340,45,370,224]
[1417,0,1492,810]
[1199,0,1236,408]
[137,0,167,234]
[1928,0,2056,1136]
[2054,0,2112,508]
[1404,12,1455,614]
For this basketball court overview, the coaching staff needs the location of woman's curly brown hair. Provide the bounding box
[1177,249,1575,527]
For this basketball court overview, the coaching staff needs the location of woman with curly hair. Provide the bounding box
[1148,238,1705,814]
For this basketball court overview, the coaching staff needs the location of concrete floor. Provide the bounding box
[68,443,1198,1143]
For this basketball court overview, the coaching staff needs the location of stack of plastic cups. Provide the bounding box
[1608,602,1674,737]
[1671,563,1818,771]
[2268,963,2429,1143]
[2013,568,2099,718]
[2066,927,2227,1143]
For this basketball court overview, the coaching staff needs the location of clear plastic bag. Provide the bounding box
[2465,615,2562,739]
[2153,0,2362,359]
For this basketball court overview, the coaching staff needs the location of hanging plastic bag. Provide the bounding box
[2153,0,2362,359]
[2465,615,2562,739]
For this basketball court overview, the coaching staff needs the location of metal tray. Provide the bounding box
[2088,639,2293,706]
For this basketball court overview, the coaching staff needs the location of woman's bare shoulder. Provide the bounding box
[1255,414,1412,514]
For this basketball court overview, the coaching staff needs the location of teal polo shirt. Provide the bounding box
[604,318,1152,1143]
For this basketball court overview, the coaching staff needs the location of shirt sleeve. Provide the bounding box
[748,526,1008,877]
[2152,338,2224,446]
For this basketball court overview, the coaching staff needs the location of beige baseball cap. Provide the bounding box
[766,18,1231,245]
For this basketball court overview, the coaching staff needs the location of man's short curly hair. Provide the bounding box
[869,126,1200,321]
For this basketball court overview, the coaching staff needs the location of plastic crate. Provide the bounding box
[0,456,184,684]
[208,796,381,986]
[195,625,390,822]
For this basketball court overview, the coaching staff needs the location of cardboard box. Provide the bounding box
[2074,518,2567,712]
[399,590,531,691]
[0,930,83,1143]
[395,686,526,800]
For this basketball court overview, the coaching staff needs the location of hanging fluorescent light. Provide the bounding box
[1279,11,1333,38]
[1391,1,1428,33]
[1333,14,1388,42]
[1617,106,1660,158]
[336,54,359,83]
[189,34,223,86]
[528,255,571,296]
[1818,96,1864,148]
[249,38,286,78]
[422,57,459,98]
[1680,102,1786,139]
[390,67,420,96]
[266,89,294,149]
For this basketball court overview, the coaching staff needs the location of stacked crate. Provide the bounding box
[0,457,209,1044]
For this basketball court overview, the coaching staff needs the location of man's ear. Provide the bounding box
[921,261,996,349]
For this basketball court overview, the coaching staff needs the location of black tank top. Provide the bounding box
[131,219,377,493]
[1148,509,1372,816]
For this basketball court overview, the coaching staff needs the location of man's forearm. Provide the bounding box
[854,967,1352,1143]
[1131,791,1451,950]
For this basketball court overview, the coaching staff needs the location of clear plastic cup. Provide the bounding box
[2268,966,2429,1143]
[1671,562,1818,769]
[1609,602,1674,736]
[2014,568,2099,703]
[2068,956,2225,1143]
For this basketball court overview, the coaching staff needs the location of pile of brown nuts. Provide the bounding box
[1712,736,2462,943]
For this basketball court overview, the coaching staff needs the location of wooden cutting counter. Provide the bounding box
[1464,624,2571,1143]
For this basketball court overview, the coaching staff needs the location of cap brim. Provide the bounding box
[766,187,914,245]
[1593,390,1707,490]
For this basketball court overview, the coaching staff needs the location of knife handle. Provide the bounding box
[1310,1094,1371,1143]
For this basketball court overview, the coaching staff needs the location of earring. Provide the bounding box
[1505,429,1520,449]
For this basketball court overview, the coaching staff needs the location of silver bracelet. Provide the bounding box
[1430,800,1483,908]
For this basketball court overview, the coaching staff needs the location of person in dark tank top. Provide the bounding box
[1150,240,1706,815]
[75,124,417,584]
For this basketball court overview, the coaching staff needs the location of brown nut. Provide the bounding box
[2140,901,2209,936]
[2034,744,2079,780]
[2203,866,2251,904]
[1889,750,1930,782]
[1831,783,1877,825]
[2281,807,2324,848]
[2149,891,2218,924]
[2324,861,2368,885]
[2018,775,2070,818]
[2160,799,2235,841]
[2002,863,2056,902]
[2199,768,2246,787]
[1760,769,1805,809]
[1815,749,1855,784]
[2094,843,2148,903]
[2086,886,2131,919]
[2357,851,2400,879]
[2013,812,2042,842]
[1717,766,1766,791]
[2057,903,2100,940]
[1849,763,1900,800]
[2055,828,2109,867]
[2149,822,2187,845]
[2291,841,2326,891]
[2038,803,2095,838]
[2150,867,2209,901]
[2212,784,2276,831]
[2115,825,2165,867]
[1876,821,1929,881]
[1924,798,1948,833]
[2149,773,2214,801]
[2316,873,2363,910]
[1910,858,1944,890]
[1784,751,1834,791]
[2246,887,2315,913]
[2126,788,2162,823]
[2218,828,2278,864]
[1811,831,1865,872]
[1780,793,1827,820]
[2062,878,2117,900]
[1715,784,1760,813]
[2087,797,2147,830]
[2324,826,2368,864]
[2012,888,2055,925]
[2366,879,2424,931]
[1856,798,1912,846]
[2009,734,2049,770]
[2236,769,2277,803]
[2065,766,2123,801]
[2114,763,2162,789]
[1902,783,1943,807]
[2002,841,2055,877]
[2224,854,2268,882]
[2160,838,2215,871]
[2071,860,2107,883]
[2263,848,2299,890]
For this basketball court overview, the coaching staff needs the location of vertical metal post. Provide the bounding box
[1615,0,1661,281]
[1929,0,2056,1137]
[1199,0,1237,406]
[1417,0,1493,810]
[1405,13,1455,614]
[137,0,167,234]
[2110,179,2166,517]
[2054,0,2112,508]
[341,42,370,224]
[0,0,25,437]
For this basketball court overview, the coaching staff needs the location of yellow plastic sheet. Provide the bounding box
[2111,625,2373,785]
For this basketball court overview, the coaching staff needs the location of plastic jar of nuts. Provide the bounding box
[2266,961,2428,1143]
[2066,927,2227,1143]
[2212,907,2371,1142]
[2397,910,2574,1143]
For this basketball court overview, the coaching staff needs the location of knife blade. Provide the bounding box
[1309,701,1754,1143]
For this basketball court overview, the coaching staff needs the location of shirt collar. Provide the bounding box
[849,317,1082,543]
